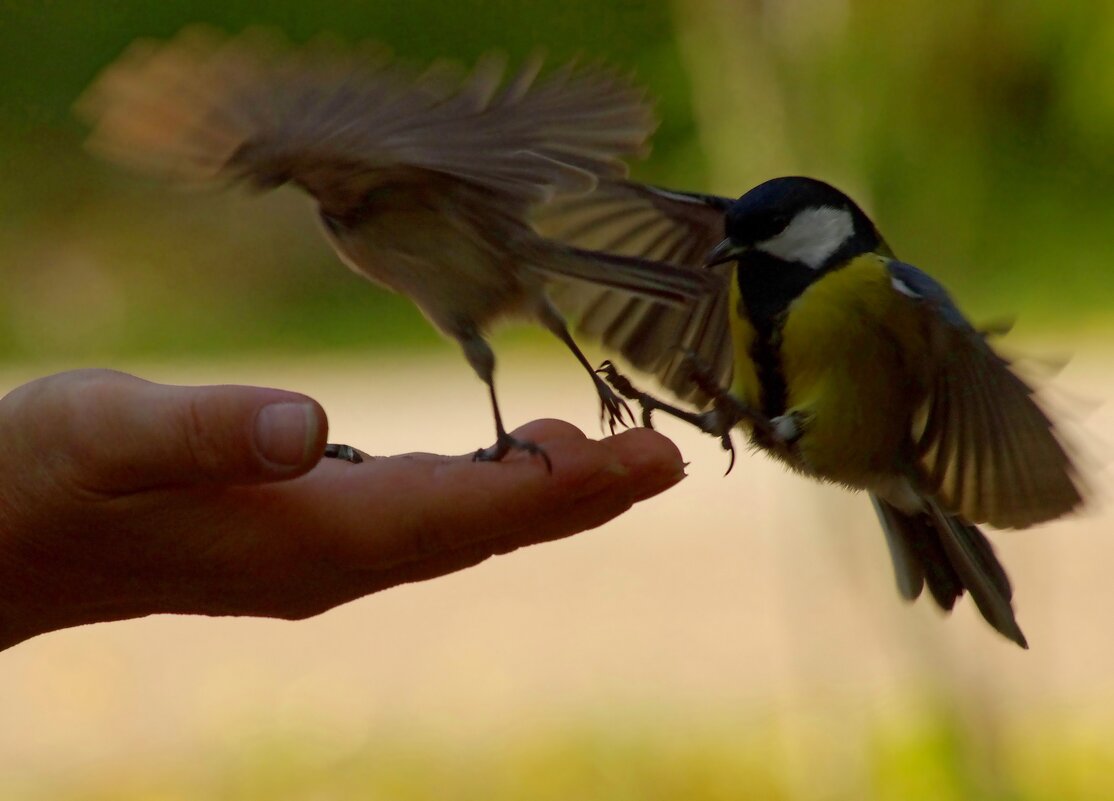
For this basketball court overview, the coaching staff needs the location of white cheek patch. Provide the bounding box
[757,205,855,269]
[891,276,921,298]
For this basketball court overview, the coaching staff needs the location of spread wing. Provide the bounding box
[888,260,1083,528]
[76,26,657,219]
[539,180,733,406]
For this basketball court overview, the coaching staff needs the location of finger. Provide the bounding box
[29,370,329,492]
[291,448,666,607]
[290,419,687,569]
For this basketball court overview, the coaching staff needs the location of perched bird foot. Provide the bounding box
[592,372,636,434]
[597,359,741,472]
[324,443,364,464]
[473,434,553,473]
[596,360,660,429]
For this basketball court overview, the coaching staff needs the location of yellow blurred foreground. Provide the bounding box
[1,345,1111,800]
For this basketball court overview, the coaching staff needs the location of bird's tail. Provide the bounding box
[535,245,720,306]
[870,493,1027,648]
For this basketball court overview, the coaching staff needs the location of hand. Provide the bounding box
[0,369,686,651]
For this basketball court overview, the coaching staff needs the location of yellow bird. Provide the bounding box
[548,176,1083,647]
[76,28,715,466]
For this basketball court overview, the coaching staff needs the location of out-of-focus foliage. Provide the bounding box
[0,0,1111,364]
[0,0,689,363]
[673,0,1114,328]
[12,710,1114,801]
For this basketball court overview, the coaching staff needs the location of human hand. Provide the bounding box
[0,369,686,651]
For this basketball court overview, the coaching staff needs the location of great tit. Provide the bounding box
[77,28,716,466]
[546,176,1083,647]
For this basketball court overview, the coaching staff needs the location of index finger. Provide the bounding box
[284,420,686,569]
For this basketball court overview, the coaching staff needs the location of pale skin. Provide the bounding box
[0,369,686,652]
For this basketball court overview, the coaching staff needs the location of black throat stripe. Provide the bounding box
[735,252,815,418]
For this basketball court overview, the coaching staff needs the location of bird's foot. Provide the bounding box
[324,443,364,464]
[596,359,742,473]
[596,360,664,429]
[670,351,781,450]
[473,433,553,473]
[592,372,636,434]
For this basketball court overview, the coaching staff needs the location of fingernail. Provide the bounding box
[254,402,317,469]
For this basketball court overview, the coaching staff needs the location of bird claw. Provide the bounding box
[712,429,737,475]
[594,375,636,435]
[473,433,553,473]
[598,357,754,475]
[324,443,364,464]
[596,360,657,430]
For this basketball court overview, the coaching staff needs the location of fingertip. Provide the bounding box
[497,421,686,501]
[601,427,688,501]
[605,426,686,470]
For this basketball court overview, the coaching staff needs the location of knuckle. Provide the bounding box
[176,395,234,480]
[18,371,137,493]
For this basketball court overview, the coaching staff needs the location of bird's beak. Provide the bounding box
[704,238,747,267]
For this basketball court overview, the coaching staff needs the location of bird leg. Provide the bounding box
[595,359,739,470]
[669,350,785,448]
[539,304,635,434]
[460,330,552,471]
[472,381,553,471]
[596,357,780,475]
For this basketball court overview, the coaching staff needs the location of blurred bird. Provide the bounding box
[545,176,1084,646]
[76,28,717,466]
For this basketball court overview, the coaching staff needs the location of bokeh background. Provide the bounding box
[2,1,1113,798]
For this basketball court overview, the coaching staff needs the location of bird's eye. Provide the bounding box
[772,213,791,232]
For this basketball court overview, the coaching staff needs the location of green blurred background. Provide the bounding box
[1,1,1113,799]
[1,0,1112,367]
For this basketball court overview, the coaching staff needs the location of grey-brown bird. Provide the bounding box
[77,28,717,465]
[543,177,1083,646]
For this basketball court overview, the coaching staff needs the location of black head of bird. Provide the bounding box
[706,177,885,272]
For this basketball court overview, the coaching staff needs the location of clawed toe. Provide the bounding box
[473,434,553,472]
[596,360,655,429]
[595,378,635,435]
[324,443,364,464]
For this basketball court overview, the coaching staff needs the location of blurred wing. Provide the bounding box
[888,260,1083,528]
[76,27,656,217]
[540,180,733,406]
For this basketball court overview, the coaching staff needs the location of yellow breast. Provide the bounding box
[727,275,763,409]
[753,254,930,488]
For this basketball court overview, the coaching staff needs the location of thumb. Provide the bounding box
[21,370,330,492]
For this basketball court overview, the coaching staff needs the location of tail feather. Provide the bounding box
[534,245,719,306]
[871,493,1027,648]
[872,495,962,609]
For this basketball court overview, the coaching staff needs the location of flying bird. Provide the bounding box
[77,28,717,466]
[545,176,1083,646]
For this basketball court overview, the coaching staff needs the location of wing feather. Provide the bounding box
[888,260,1082,528]
[77,27,656,214]
[540,181,733,405]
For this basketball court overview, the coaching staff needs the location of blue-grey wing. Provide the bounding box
[885,259,1081,528]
